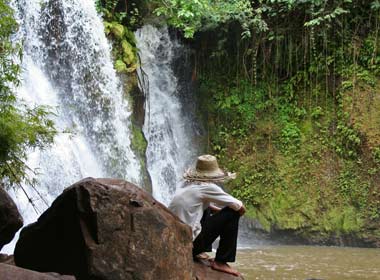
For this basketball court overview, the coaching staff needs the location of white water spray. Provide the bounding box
[135,26,258,246]
[3,0,142,253]
[136,25,200,205]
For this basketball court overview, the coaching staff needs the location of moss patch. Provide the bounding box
[201,73,380,245]
[103,19,139,74]
[131,124,147,157]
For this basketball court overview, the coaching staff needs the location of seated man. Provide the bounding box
[169,155,245,276]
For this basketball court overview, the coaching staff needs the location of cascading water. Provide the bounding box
[136,25,257,247]
[3,0,142,253]
[136,25,202,205]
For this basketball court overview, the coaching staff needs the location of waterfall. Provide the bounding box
[135,26,257,246]
[3,0,142,253]
[136,25,202,205]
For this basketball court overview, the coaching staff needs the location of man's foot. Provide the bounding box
[195,252,211,260]
[211,260,241,277]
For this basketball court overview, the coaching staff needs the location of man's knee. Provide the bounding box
[220,207,241,220]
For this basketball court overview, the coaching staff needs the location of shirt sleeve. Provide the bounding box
[200,183,243,211]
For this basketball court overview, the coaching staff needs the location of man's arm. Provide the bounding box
[209,204,222,213]
[238,204,246,216]
[201,183,244,213]
[210,203,246,216]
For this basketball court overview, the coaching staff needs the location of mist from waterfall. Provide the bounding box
[136,25,201,205]
[3,0,142,253]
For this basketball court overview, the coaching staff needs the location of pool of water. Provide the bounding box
[233,246,380,280]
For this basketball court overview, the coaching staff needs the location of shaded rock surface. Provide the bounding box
[240,215,380,248]
[14,178,193,280]
[0,254,14,265]
[0,263,75,280]
[193,261,244,280]
[0,187,23,251]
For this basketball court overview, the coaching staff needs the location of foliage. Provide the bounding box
[154,0,253,38]
[143,0,380,241]
[131,124,147,157]
[199,77,270,136]
[0,0,56,188]
[196,21,380,242]
[0,0,19,98]
[280,121,301,151]
[96,0,140,73]
[104,21,138,73]
[154,0,208,38]
[373,147,380,165]
[96,0,142,29]
[334,123,361,159]
[337,168,370,210]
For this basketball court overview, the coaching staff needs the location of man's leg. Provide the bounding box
[214,208,240,263]
[200,208,213,253]
[193,207,240,261]
[193,209,213,260]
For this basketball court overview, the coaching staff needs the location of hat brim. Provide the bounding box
[183,169,236,182]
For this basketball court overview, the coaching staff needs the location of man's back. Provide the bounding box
[169,182,242,239]
[168,154,244,276]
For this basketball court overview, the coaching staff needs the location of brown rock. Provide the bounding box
[14,178,193,280]
[0,253,15,265]
[0,186,23,251]
[0,263,75,280]
[193,261,244,280]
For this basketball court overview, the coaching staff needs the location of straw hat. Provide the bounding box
[183,155,236,182]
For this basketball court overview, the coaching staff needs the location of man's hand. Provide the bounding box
[238,205,246,216]
[209,205,222,213]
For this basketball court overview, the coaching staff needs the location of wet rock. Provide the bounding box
[125,77,152,193]
[240,215,380,248]
[14,178,193,280]
[0,263,75,280]
[193,261,244,280]
[0,187,23,251]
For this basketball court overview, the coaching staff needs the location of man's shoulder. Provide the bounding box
[196,182,225,194]
[188,182,219,189]
[176,182,222,195]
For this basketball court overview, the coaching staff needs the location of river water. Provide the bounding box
[233,246,380,280]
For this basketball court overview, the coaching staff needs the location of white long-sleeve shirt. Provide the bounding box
[168,182,243,240]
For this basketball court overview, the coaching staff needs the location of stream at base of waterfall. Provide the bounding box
[233,245,380,280]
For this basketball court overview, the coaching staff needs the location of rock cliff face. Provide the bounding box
[14,178,193,280]
[0,187,23,251]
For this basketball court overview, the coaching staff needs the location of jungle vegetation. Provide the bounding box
[153,0,380,244]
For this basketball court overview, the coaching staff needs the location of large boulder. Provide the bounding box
[0,263,75,280]
[14,178,193,280]
[0,186,23,251]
